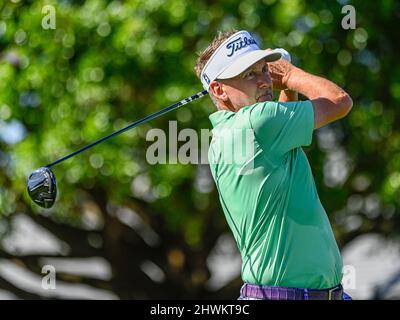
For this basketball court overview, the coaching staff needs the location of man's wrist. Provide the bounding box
[279,88,298,102]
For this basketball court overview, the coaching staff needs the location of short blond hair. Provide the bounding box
[194,29,238,79]
[194,30,238,108]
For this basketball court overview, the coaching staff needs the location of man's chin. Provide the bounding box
[257,94,273,102]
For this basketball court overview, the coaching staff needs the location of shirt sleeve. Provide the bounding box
[248,100,314,157]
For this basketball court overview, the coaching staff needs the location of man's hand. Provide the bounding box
[267,58,294,91]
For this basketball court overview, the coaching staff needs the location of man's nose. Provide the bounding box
[257,74,271,88]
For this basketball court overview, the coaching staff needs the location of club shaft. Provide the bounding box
[45,90,208,168]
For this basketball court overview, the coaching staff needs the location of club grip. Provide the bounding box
[275,48,291,63]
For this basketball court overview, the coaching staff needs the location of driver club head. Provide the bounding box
[27,167,57,208]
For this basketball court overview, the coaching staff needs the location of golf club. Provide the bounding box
[27,90,208,208]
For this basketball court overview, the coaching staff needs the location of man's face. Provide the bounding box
[218,59,273,111]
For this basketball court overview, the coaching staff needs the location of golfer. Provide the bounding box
[195,30,353,300]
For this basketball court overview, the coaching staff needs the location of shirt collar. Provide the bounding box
[209,110,237,128]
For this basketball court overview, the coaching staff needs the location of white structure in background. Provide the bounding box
[1,214,400,299]
[206,233,241,291]
[342,233,400,299]
[0,259,117,299]
[0,213,117,300]
[206,232,400,300]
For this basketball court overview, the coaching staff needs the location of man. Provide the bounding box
[194,30,353,300]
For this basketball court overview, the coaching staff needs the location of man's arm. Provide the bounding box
[284,66,353,129]
[269,60,353,129]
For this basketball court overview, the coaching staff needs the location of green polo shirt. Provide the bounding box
[208,100,343,289]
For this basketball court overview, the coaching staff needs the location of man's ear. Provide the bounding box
[209,81,228,101]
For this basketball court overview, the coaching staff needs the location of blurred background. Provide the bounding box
[0,0,400,299]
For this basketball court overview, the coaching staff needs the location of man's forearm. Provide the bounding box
[284,67,353,129]
[284,67,349,103]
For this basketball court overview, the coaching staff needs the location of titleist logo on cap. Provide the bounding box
[200,30,281,91]
[226,36,257,57]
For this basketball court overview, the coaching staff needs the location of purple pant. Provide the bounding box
[238,283,352,300]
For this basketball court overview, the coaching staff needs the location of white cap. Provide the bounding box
[200,30,282,91]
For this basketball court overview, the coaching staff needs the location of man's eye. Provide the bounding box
[244,71,255,78]
[262,66,268,73]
